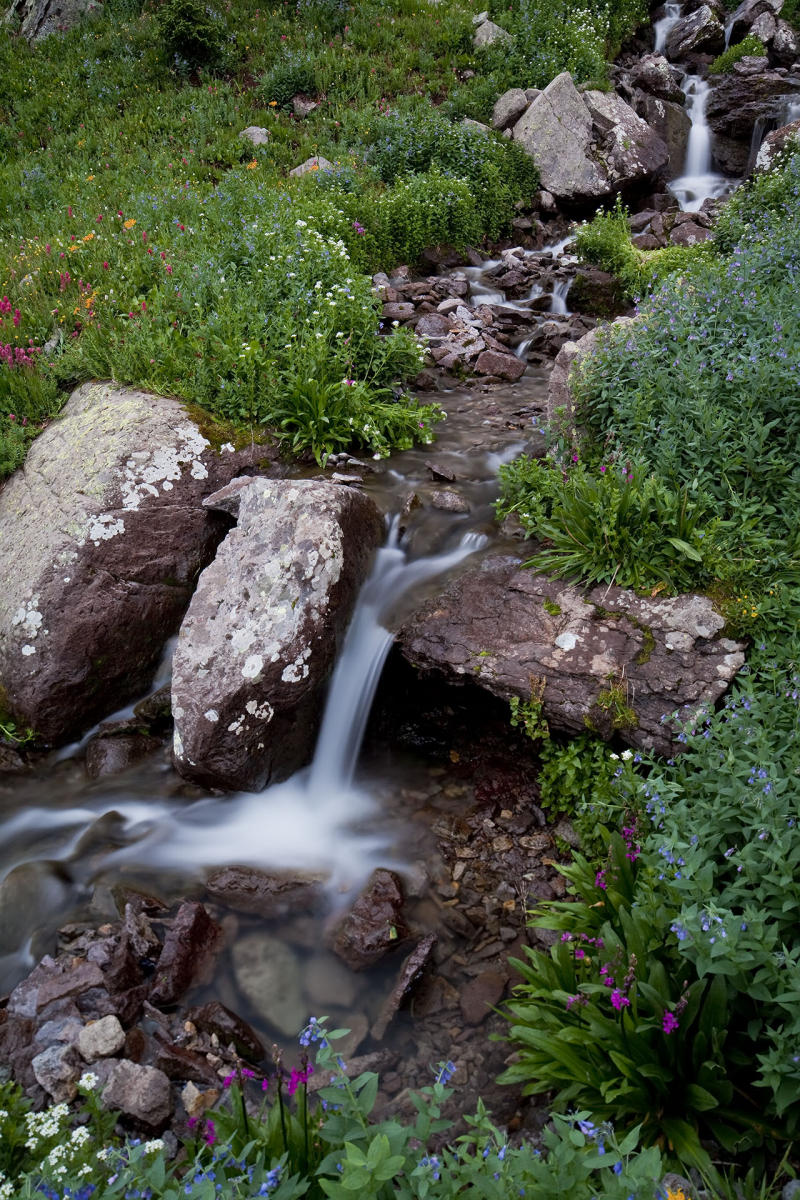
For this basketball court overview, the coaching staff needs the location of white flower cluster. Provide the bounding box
[24,1102,70,1149]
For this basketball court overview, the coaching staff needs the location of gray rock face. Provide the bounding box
[171,477,384,791]
[492,88,530,130]
[727,0,783,45]
[5,0,101,40]
[626,54,686,103]
[634,93,692,177]
[32,1042,81,1102]
[512,73,668,204]
[665,5,725,58]
[772,19,799,64]
[102,1060,173,1127]
[78,1015,126,1061]
[240,126,269,146]
[397,558,745,756]
[0,382,270,745]
[473,18,511,48]
[289,155,335,176]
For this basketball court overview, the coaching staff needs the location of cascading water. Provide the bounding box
[654,0,682,54]
[549,279,572,316]
[669,75,732,211]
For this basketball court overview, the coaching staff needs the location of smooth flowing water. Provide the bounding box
[653,0,681,53]
[669,75,735,210]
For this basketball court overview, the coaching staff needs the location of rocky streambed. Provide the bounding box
[1,0,799,1137]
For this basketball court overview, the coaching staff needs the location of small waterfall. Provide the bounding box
[723,13,736,48]
[654,0,682,54]
[669,75,732,211]
[102,524,488,886]
[549,279,572,316]
[308,523,486,791]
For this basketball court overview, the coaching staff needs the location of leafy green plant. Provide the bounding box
[708,34,765,75]
[260,54,319,110]
[509,677,550,744]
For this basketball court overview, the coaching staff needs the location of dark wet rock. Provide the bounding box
[382,302,415,322]
[492,88,530,130]
[669,219,713,245]
[5,0,101,40]
[171,478,383,792]
[32,1041,81,1102]
[330,869,408,971]
[9,958,106,1018]
[371,933,438,1039]
[105,904,161,997]
[460,969,509,1026]
[727,0,784,45]
[85,728,163,779]
[150,903,224,1007]
[396,558,746,756]
[0,382,274,747]
[474,350,526,381]
[430,490,471,514]
[204,865,324,917]
[102,1059,173,1127]
[185,1001,265,1061]
[0,743,29,773]
[0,862,71,954]
[626,54,685,102]
[152,1033,223,1087]
[706,60,800,173]
[512,72,668,205]
[665,4,725,57]
[425,461,457,482]
[132,686,173,732]
[755,117,800,170]
[230,933,303,1037]
[567,269,630,319]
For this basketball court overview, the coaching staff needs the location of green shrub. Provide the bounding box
[156,0,227,70]
[373,168,483,264]
[260,54,318,110]
[708,34,766,75]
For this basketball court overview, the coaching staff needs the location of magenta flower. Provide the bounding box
[204,1119,216,1146]
[610,989,630,1012]
[287,1064,314,1096]
[662,1011,679,1035]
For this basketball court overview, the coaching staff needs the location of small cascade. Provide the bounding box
[746,97,800,172]
[654,0,682,54]
[669,75,732,211]
[549,278,572,316]
[723,13,736,48]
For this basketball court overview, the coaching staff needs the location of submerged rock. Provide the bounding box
[330,869,407,971]
[171,477,384,791]
[231,933,304,1037]
[397,559,745,756]
[0,382,272,746]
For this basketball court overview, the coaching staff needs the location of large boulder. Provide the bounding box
[171,477,384,791]
[512,72,668,205]
[0,382,272,745]
[665,4,725,58]
[706,58,800,172]
[625,54,686,103]
[754,116,800,170]
[726,0,783,45]
[634,93,692,177]
[5,0,101,40]
[396,558,745,756]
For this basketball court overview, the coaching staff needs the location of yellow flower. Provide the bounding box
[86,175,95,181]
[123,218,136,229]
[269,99,277,106]
[82,232,94,241]
[246,159,258,169]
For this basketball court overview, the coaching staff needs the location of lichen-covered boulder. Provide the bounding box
[754,117,800,171]
[5,0,101,40]
[171,477,384,791]
[0,382,273,745]
[512,73,668,205]
[397,558,745,756]
[665,4,725,58]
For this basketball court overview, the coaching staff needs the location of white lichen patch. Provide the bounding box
[282,647,311,683]
[227,714,246,736]
[242,654,264,680]
[84,514,126,546]
[245,699,274,721]
[204,709,219,723]
[555,631,578,652]
[173,729,184,759]
[118,424,210,512]
[12,597,43,639]
[21,644,36,656]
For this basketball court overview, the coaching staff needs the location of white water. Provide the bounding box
[654,0,682,54]
[549,278,572,315]
[77,525,489,891]
[669,75,733,211]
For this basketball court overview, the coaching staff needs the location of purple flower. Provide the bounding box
[610,989,630,1012]
[662,1011,679,1035]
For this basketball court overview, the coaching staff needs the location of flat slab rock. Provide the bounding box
[397,558,745,756]
[171,477,384,791]
[0,382,273,744]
